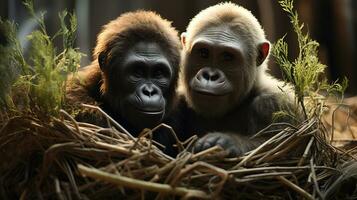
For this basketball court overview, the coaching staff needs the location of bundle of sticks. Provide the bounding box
[0,104,356,200]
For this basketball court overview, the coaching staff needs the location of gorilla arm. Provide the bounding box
[193,90,296,157]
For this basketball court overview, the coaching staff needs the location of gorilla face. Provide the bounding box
[100,41,174,130]
[182,25,256,117]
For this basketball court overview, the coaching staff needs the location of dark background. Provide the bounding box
[1,0,356,95]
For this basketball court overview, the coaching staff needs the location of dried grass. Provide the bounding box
[0,105,356,200]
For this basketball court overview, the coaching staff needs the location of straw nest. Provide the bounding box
[0,103,356,200]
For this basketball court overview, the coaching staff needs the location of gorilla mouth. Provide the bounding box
[133,106,164,115]
[193,88,230,97]
[126,99,165,116]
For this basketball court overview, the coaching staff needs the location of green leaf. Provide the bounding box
[1,0,82,116]
[272,0,348,119]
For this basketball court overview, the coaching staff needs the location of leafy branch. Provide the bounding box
[0,0,82,116]
[0,19,23,108]
[272,0,348,120]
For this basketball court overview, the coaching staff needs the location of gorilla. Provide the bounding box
[65,11,181,153]
[177,3,298,157]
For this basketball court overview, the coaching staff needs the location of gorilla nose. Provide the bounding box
[137,84,163,112]
[198,68,224,83]
[141,84,159,97]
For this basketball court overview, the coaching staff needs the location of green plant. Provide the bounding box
[0,0,82,116]
[272,0,348,120]
[0,19,26,109]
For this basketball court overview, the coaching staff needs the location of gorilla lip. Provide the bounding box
[193,88,230,97]
[133,106,164,115]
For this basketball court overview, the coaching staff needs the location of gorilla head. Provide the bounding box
[96,11,181,131]
[67,11,181,133]
[180,3,270,117]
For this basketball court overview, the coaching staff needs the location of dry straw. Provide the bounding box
[0,104,356,199]
[0,0,356,199]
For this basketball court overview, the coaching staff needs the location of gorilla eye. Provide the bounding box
[132,68,144,78]
[154,69,164,78]
[198,48,209,59]
[223,52,234,61]
[154,67,170,79]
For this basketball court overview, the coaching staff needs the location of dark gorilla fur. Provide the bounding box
[65,11,181,149]
[175,3,300,157]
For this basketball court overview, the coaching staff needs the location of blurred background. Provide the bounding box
[0,0,356,95]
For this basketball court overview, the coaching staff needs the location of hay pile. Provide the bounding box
[1,0,356,199]
[1,104,356,199]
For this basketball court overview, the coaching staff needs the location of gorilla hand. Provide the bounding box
[193,132,245,157]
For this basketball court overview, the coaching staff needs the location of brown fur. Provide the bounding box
[65,11,181,126]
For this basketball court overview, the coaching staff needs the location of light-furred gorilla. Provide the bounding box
[66,11,181,152]
[178,3,297,157]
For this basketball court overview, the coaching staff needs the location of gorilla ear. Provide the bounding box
[98,51,107,71]
[256,42,270,66]
[181,32,187,48]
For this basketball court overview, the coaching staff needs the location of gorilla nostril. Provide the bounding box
[202,71,210,81]
[211,73,220,81]
[151,89,158,96]
[197,68,223,82]
[143,89,150,97]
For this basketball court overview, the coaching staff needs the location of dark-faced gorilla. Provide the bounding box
[178,3,298,157]
[66,11,181,143]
